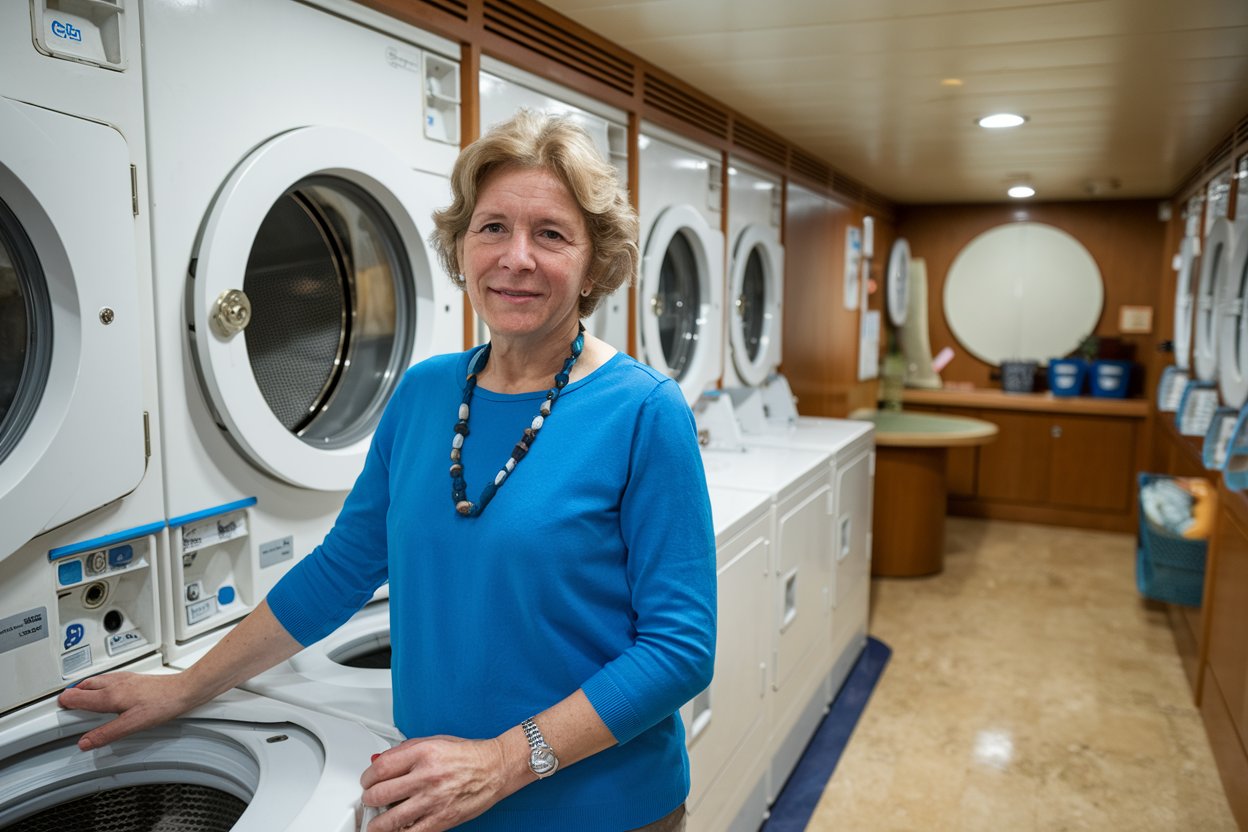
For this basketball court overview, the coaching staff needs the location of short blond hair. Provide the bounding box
[431,111,638,318]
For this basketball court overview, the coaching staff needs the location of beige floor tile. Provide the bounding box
[806,518,1236,831]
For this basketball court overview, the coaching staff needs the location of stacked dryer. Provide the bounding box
[142,0,463,682]
[0,4,391,829]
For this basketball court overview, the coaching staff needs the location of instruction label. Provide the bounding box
[0,607,48,655]
[259,536,294,569]
[181,511,248,555]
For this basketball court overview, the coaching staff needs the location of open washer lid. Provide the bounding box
[1194,219,1233,383]
[1217,221,1248,406]
[189,126,454,492]
[0,98,146,560]
[728,224,784,387]
[640,203,724,405]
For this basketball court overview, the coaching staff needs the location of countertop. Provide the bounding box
[901,386,1150,418]
[849,409,999,448]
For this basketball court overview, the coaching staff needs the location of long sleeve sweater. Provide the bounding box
[267,348,717,831]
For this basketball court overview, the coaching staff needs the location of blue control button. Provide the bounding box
[58,561,83,586]
[217,585,236,606]
[64,623,85,650]
[108,544,134,568]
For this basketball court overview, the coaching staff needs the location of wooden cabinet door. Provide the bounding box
[976,411,1051,502]
[1210,498,1248,741]
[1047,414,1136,511]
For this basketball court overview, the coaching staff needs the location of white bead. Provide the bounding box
[540,401,552,416]
[453,433,464,449]
[495,470,507,486]
[531,415,544,431]
[505,459,516,472]
[459,403,469,420]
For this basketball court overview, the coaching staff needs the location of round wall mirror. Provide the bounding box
[943,222,1104,366]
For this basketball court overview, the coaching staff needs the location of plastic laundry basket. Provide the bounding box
[1048,358,1086,397]
[1090,360,1132,398]
[1136,473,1208,607]
[1000,360,1037,393]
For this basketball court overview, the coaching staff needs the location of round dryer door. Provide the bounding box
[0,99,145,560]
[1194,219,1232,383]
[640,204,724,405]
[1217,222,1248,406]
[728,224,783,387]
[190,127,454,491]
[886,238,911,327]
[1174,235,1199,372]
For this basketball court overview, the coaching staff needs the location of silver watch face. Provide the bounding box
[530,747,558,776]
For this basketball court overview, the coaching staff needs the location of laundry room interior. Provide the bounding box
[2,0,1248,830]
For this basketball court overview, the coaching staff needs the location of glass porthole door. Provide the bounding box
[1194,220,1232,383]
[1218,222,1248,406]
[190,127,444,491]
[728,225,783,388]
[639,203,723,405]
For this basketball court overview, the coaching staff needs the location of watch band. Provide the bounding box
[521,717,559,778]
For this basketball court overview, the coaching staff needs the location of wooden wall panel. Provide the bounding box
[895,201,1167,393]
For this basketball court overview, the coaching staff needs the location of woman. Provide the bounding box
[59,112,717,832]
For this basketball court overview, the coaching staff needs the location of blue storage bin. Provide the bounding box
[1136,473,1207,607]
[1090,359,1132,398]
[1048,358,1086,396]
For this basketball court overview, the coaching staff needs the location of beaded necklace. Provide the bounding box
[451,324,585,517]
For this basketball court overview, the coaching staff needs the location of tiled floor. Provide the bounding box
[806,518,1236,832]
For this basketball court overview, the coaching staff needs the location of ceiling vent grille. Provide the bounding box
[1205,134,1234,171]
[832,171,867,203]
[417,0,468,21]
[643,73,730,140]
[483,0,635,96]
[733,120,787,167]
[865,190,896,220]
[1236,114,1248,154]
[790,149,831,187]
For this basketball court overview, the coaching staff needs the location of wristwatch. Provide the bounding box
[521,717,559,778]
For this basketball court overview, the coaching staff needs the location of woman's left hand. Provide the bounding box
[360,735,516,832]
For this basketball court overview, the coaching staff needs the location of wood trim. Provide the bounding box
[903,387,1148,417]
[1202,663,1248,828]
[947,498,1136,533]
[459,40,481,349]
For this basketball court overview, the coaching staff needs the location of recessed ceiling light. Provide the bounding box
[941,78,964,87]
[978,113,1027,129]
[1008,185,1036,198]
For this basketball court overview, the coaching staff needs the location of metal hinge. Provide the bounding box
[130,165,139,216]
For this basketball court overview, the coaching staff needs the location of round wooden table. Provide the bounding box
[852,409,999,577]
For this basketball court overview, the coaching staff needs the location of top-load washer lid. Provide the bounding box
[640,204,724,405]
[728,225,784,387]
[886,238,912,328]
[1194,219,1233,383]
[190,127,456,492]
[0,98,146,561]
[1218,221,1248,406]
[0,690,388,832]
[1174,234,1200,371]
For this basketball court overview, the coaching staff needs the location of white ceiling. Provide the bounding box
[539,0,1248,203]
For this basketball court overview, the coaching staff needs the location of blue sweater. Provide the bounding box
[267,348,717,831]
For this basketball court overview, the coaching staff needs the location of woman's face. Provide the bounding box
[460,166,591,347]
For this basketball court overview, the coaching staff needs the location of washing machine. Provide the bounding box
[0,673,388,832]
[141,0,464,662]
[1216,155,1248,407]
[0,0,169,714]
[478,59,632,352]
[723,159,783,389]
[1195,176,1235,386]
[692,395,834,805]
[682,487,772,832]
[638,126,725,404]
[1174,196,1205,375]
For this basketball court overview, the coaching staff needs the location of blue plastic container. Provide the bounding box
[1047,358,1086,396]
[1090,359,1132,398]
[1136,473,1207,607]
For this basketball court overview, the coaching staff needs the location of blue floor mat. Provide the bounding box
[760,637,893,832]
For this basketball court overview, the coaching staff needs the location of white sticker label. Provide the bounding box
[181,511,248,555]
[0,608,48,655]
[105,629,147,657]
[61,645,92,677]
[259,536,294,569]
[1215,416,1238,468]
[186,596,219,627]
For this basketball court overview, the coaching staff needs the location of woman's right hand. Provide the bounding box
[57,671,198,751]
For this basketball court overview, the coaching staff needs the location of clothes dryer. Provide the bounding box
[1215,154,1248,407]
[693,395,834,805]
[724,160,783,388]
[0,673,388,832]
[683,487,772,832]
[141,0,464,661]
[638,126,725,404]
[478,59,632,353]
[0,0,170,712]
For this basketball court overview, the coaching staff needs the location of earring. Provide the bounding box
[580,286,592,297]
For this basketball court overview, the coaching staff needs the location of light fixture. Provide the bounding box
[978,113,1027,129]
[941,78,964,87]
[1008,184,1036,199]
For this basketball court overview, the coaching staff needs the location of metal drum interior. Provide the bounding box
[329,631,392,669]
[242,176,413,449]
[0,197,51,467]
[738,246,767,363]
[3,783,246,832]
[654,231,701,380]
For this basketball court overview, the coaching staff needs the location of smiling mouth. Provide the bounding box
[494,288,540,299]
